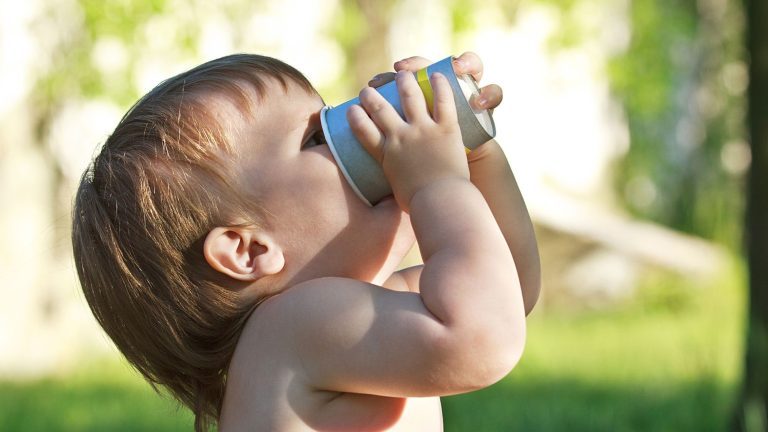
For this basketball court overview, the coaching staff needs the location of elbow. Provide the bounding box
[470,282,529,387]
[442,315,527,392]
[476,320,527,388]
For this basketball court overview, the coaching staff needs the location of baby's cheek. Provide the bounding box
[323,164,362,209]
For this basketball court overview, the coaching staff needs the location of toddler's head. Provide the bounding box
[72,53,413,430]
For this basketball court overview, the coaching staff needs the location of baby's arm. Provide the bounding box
[385,53,540,314]
[466,138,540,314]
[271,69,525,400]
[350,71,526,348]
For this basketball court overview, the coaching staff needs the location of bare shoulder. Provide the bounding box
[233,277,392,360]
[223,276,482,429]
[227,270,520,405]
[250,277,390,326]
[254,270,425,330]
[222,279,380,421]
[227,277,413,397]
[249,275,503,397]
[253,277,417,349]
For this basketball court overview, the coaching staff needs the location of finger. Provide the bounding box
[453,51,483,82]
[430,72,458,126]
[393,56,431,72]
[469,84,503,111]
[347,104,385,163]
[368,72,396,88]
[395,70,429,123]
[358,86,405,136]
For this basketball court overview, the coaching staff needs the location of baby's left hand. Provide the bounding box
[368,52,503,114]
[369,52,503,162]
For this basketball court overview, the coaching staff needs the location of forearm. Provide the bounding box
[409,177,526,334]
[468,139,541,314]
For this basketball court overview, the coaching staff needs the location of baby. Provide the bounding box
[72,51,540,431]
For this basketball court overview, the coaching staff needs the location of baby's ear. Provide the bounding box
[203,227,285,282]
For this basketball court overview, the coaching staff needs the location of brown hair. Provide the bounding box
[71,54,315,431]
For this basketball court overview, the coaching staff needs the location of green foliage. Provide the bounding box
[609,0,698,118]
[326,0,367,97]
[329,0,366,61]
[34,0,203,112]
[607,0,746,248]
[448,0,479,35]
[525,0,598,50]
[532,0,579,8]
[80,0,167,40]
[526,0,747,249]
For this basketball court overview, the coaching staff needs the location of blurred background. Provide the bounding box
[0,0,757,430]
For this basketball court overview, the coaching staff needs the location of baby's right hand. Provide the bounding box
[346,71,470,212]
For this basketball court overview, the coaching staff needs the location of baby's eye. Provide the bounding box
[303,130,327,148]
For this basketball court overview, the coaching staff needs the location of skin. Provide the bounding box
[212,52,540,431]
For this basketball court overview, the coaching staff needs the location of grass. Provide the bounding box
[0,258,745,431]
[0,362,193,431]
[444,257,746,431]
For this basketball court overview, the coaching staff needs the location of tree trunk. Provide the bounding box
[735,0,768,430]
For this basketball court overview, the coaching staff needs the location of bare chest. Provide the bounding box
[304,393,444,431]
[223,380,443,431]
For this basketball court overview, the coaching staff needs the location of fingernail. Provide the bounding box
[476,96,487,107]
[453,59,468,70]
[348,104,364,118]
